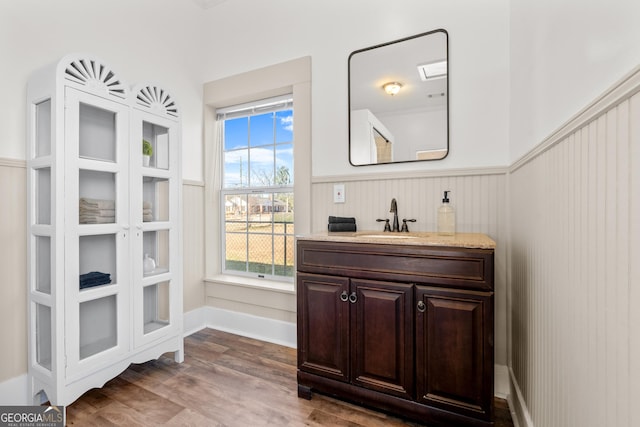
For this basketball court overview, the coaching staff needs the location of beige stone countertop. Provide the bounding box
[296,231,496,249]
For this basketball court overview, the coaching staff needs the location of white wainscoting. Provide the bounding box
[182,181,206,313]
[0,159,27,393]
[509,67,640,427]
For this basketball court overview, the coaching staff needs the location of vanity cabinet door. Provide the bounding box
[297,273,350,383]
[415,286,494,421]
[351,279,414,399]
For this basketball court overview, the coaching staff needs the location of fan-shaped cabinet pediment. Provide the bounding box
[59,55,129,100]
[132,84,179,119]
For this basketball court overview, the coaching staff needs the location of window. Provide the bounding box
[219,96,294,280]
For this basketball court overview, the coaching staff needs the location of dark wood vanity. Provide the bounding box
[296,233,495,427]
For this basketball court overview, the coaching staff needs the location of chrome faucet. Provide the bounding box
[390,198,400,232]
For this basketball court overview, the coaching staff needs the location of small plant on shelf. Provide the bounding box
[143,139,153,156]
[142,139,153,166]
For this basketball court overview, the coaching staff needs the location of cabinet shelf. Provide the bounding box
[142,222,170,232]
[143,267,169,277]
[79,337,117,361]
[141,168,171,179]
[79,281,113,292]
[77,224,120,235]
[78,284,119,303]
[144,320,169,335]
[78,158,119,172]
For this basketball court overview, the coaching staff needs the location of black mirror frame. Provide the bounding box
[348,29,449,166]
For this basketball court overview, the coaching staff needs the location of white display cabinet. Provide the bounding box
[26,54,183,407]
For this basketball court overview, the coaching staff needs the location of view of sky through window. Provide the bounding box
[221,105,295,279]
[223,110,293,188]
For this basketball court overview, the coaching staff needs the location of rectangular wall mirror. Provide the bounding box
[349,29,449,166]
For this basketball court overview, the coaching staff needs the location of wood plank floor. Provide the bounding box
[66,328,515,426]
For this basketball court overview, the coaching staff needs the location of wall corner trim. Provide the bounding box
[508,367,535,427]
[511,63,640,173]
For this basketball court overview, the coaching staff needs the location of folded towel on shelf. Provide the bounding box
[79,197,115,210]
[142,207,153,222]
[142,203,154,222]
[79,271,111,289]
[79,198,116,224]
[79,208,115,216]
[328,216,356,224]
[328,222,357,232]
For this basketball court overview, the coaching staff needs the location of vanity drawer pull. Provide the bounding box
[340,291,349,302]
[348,292,358,304]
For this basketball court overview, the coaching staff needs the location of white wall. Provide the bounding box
[0,0,206,181]
[509,0,640,162]
[202,0,510,175]
[0,0,207,389]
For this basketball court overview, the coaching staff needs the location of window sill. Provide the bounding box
[204,274,295,295]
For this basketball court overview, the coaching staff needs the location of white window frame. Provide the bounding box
[203,57,311,293]
[218,96,294,281]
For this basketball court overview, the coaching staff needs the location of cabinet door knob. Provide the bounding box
[417,301,426,313]
[340,291,349,302]
[348,292,358,304]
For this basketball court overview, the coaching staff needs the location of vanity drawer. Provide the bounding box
[296,240,494,291]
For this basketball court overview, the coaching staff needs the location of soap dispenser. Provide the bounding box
[437,190,455,235]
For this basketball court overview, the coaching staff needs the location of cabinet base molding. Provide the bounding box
[298,371,494,427]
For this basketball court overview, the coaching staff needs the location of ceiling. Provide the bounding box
[191,0,228,10]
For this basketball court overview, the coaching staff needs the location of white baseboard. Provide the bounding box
[193,306,297,348]
[0,374,29,405]
[183,306,208,337]
[494,363,509,399]
[508,366,534,427]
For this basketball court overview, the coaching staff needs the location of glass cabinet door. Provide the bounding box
[131,110,180,348]
[63,87,130,378]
